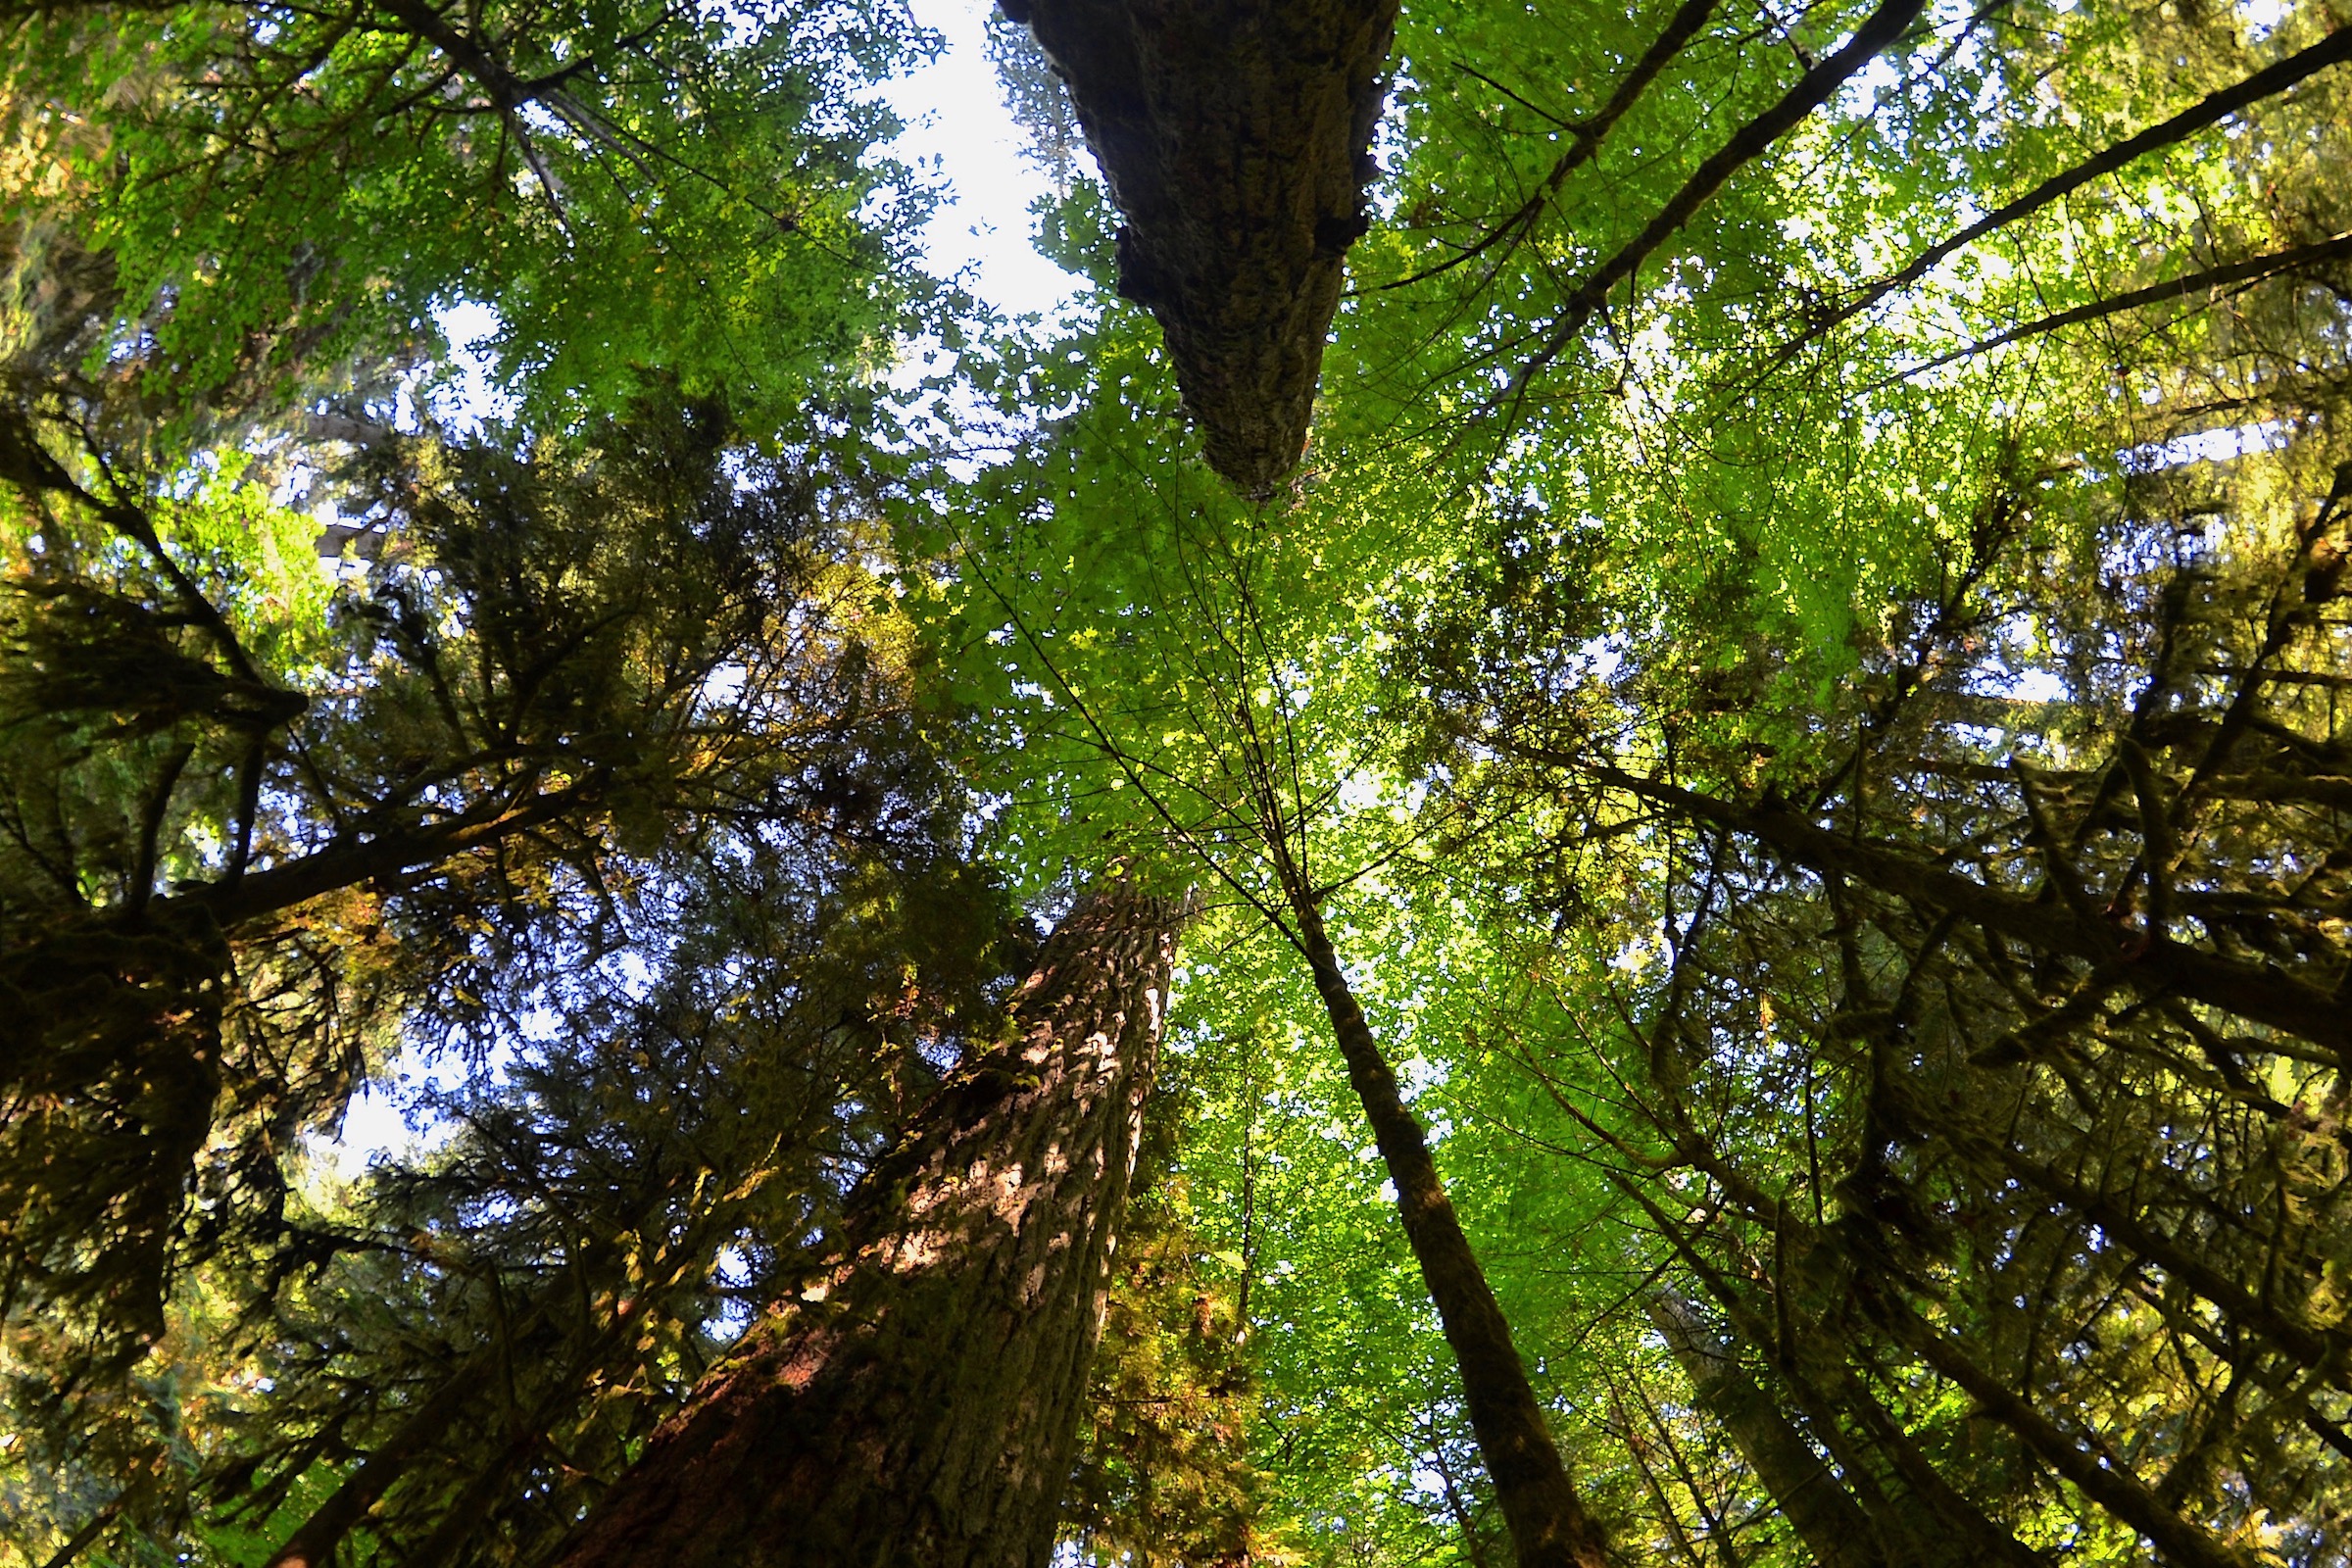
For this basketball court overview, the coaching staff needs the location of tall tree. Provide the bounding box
[921,299,1617,1564]
[922,1,2352,1561]
[12,0,2352,1561]
[176,849,1028,1568]
[0,390,932,1375]
[550,879,1192,1568]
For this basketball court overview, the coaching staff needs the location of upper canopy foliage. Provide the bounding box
[1,0,931,445]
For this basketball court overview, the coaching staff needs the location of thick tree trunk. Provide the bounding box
[1289,894,1613,1568]
[553,884,1191,1568]
[1001,0,1397,496]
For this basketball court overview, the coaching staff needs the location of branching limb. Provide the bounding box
[1365,0,1727,296]
[1492,0,1930,421]
[1867,231,2352,387]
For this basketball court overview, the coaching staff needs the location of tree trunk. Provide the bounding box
[1000,0,1396,496]
[1289,893,1614,1568]
[1645,1290,1882,1568]
[553,883,1190,1568]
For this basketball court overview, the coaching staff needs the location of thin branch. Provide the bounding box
[1492,0,1930,418]
[1866,231,2352,387]
[1363,0,1727,296]
[1766,26,2352,372]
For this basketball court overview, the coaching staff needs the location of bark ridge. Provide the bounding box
[555,885,1191,1568]
[1002,0,1399,496]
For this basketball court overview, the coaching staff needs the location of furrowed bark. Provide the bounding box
[1000,0,1398,496]
[1289,894,1612,1568]
[553,883,1190,1568]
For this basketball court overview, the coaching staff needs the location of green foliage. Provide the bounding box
[0,382,968,1488]
[0,0,930,436]
[910,2,2352,1562]
[12,0,2352,1562]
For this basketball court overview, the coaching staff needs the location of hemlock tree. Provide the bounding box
[221,858,1039,1568]
[0,393,912,1348]
[0,391,1013,1559]
[552,881,1193,1568]
[1,4,950,1548]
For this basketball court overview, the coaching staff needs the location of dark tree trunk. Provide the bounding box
[1289,894,1614,1568]
[1644,1290,1882,1568]
[1000,0,1397,496]
[553,884,1191,1568]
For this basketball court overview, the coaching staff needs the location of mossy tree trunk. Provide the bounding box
[554,884,1191,1568]
[1287,893,1614,1568]
[1001,0,1397,496]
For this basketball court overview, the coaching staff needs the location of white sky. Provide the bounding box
[888,0,1083,320]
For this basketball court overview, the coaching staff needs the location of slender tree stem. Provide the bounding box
[1288,892,1612,1568]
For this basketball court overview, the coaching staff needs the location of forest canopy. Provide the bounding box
[1,0,2348,1565]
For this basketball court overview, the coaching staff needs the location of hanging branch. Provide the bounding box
[1868,1289,2258,1568]
[1515,750,2352,1054]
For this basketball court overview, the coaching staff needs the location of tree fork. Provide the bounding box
[1289,894,1613,1568]
[552,881,1191,1568]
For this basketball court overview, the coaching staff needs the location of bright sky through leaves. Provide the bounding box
[888,0,1083,319]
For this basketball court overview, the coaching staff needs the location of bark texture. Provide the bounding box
[1290,896,1613,1568]
[554,885,1191,1568]
[1000,0,1397,496]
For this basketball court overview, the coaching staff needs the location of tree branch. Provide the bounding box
[1492,0,1930,417]
[1770,26,2352,372]
[1868,230,2352,387]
